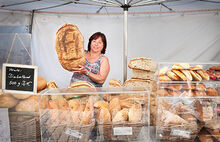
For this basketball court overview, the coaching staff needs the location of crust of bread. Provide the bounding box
[94,101,109,109]
[190,65,203,70]
[123,79,152,90]
[209,66,220,71]
[131,69,155,80]
[206,88,218,96]
[171,63,190,70]
[109,79,122,87]
[97,108,111,123]
[37,76,47,91]
[47,80,59,88]
[159,75,171,81]
[112,108,128,122]
[180,70,193,81]
[68,81,95,88]
[172,70,187,81]
[55,24,85,71]
[128,57,157,71]
[166,71,180,80]
[196,69,210,80]
[190,70,202,81]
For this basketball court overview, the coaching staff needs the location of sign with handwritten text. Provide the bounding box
[2,63,38,94]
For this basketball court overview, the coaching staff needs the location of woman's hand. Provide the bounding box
[72,65,88,75]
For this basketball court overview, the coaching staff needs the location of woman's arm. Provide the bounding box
[87,56,110,84]
[72,56,110,84]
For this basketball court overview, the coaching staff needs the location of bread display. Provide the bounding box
[55,24,85,71]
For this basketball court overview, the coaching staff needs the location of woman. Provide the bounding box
[70,32,110,87]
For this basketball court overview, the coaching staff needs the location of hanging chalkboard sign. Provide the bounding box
[2,63,38,94]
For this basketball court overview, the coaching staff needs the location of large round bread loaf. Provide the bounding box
[55,24,85,71]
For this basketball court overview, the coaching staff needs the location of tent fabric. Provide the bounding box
[30,12,220,87]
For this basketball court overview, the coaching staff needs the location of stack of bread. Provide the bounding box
[95,93,146,141]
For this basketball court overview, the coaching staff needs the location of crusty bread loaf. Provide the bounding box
[190,70,202,81]
[172,70,187,81]
[128,103,142,122]
[131,69,155,80]
[15,95,39,112]
[55,24,85,71]
[94,101,109,109]
[109,97,121,118]
[112,108,128,122]
[109,79,122,87]
[180,70,193,81]
[166,71,180,80]
[97,107,111,123]
[196,69,210,80]
[0,93,18,108]
[37,76,47,91]
[124,79,152,90]
[128,57,157,71]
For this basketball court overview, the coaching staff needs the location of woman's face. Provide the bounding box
[90,37,103,53]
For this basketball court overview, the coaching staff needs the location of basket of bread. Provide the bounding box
[0,76,48,142]
[39,81,98,142]
[95,91,149,141]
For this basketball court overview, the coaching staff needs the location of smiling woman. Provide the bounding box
[71,32,110,87]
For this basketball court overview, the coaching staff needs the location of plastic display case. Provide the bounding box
[156,62,220,142]
[39,87,151,142]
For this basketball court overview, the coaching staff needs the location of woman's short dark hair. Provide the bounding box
[88,32,107,54]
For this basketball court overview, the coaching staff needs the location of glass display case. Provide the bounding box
[156,62,220,142]
[39,87,151,142]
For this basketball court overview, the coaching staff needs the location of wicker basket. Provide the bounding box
[97,121,144,141]
[40,109,95,142]
[9,112,41,142]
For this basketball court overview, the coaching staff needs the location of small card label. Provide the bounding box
[0,108,11,142]
[65,128,83,139]
[113,127,132,136]
[170,129,190,138]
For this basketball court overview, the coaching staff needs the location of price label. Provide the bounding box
[113,127,132,136]
[0,108,11,142]
[171,129,190,138]
[2,63,38,94]
[65,128,83,139]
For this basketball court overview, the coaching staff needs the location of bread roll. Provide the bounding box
[167,71,180,80]
[190,70,202,81]
[196,69,210,80]
[131,69,155,80]
[180,70,193,81]
[206,88,218,96]
[128,57,157,71]
[128,103,142,122]
[97,107,111,123]
[158,89,169,96]
[112,108,128,122]
[37,76,47,91]
[209,66,220,71]
[159,75,171,81]
[0,93,18,108]
[172,70,187,81]
[94,101,109,109]
[109,98,121,118]
[109,79,122,87]
[194,91,206,96]
[55,24,85,71]
[171,63,190,70]
[47,80,59,88]
[190,65,203,70]
[168,84,182,91]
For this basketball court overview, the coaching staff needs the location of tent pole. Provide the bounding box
[123,0,128,83]
[29,10,35,34]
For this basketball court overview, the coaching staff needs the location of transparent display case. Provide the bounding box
[39,87,151,142]
[156,62,220,142]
